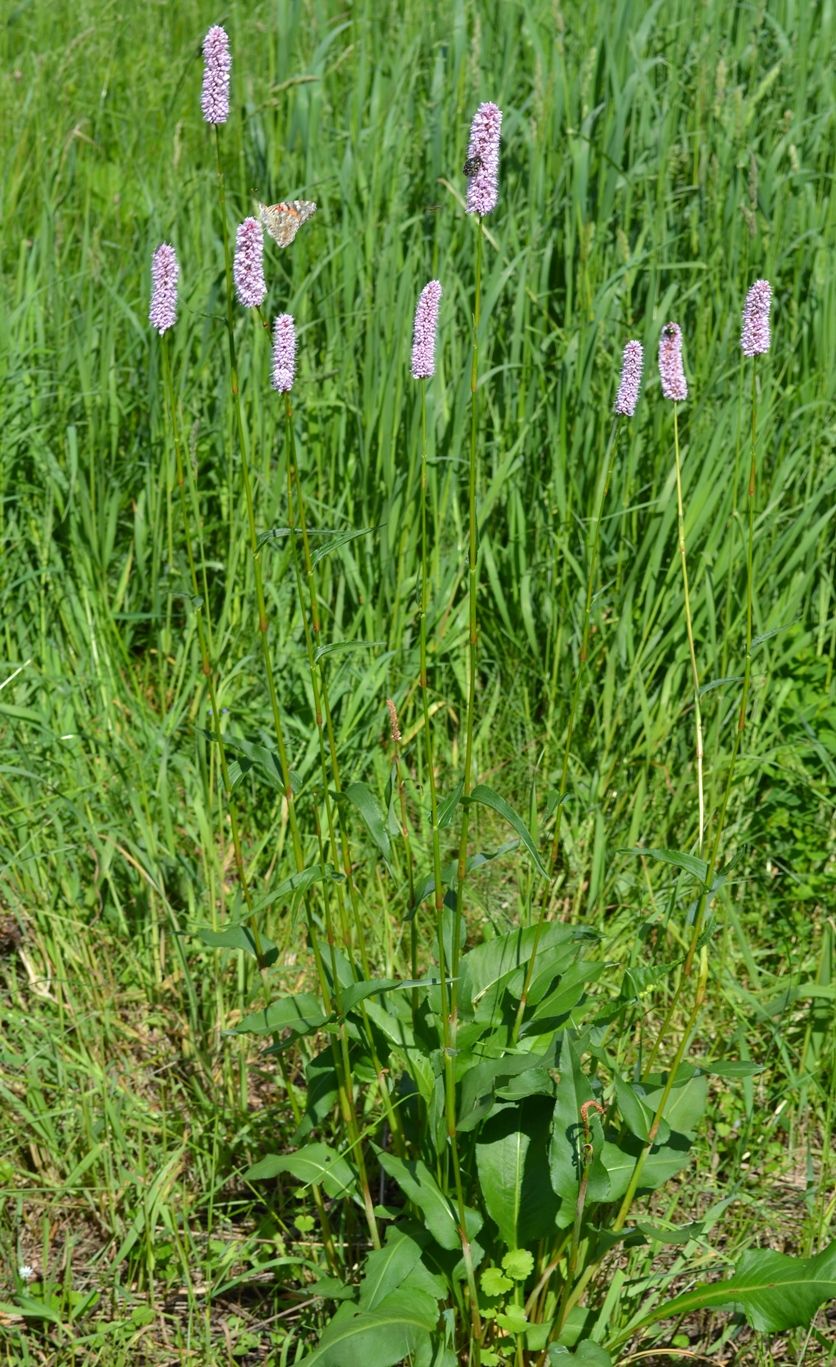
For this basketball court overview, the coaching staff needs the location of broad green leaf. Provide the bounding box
[549,1343,612,1365]
[622,846,708,882]
[600,1134,693,1199]
[642,1073,708,1138]
[481,1267,512,1296]
[614,1075,670,1145]
[297,1286,438,1367]
[633,1242,836,1334]
[245,1143,355,1200]
[194,923,278,965]
[459,923,588,1022]
[525,960,607,1031]
[357,1229,424,1310]
[468,783,549,878]
[549,1034,609,1225]
[338,977,402,1013]
[231,993,329,1038]
[476,1099,558,1247]
[343,782,391,861]
[377,1154,459,1251]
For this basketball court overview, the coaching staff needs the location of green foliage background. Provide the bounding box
[0,0,833,1360]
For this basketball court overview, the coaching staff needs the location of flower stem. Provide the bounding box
[673,403,705,855]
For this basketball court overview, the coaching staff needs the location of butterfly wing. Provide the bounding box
[257,200,317,248]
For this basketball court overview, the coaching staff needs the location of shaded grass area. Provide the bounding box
[1,0,834,1360]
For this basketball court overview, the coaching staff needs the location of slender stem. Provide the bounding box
[419,386,446,997]
[162,336,257,940]
[212,159,360,1248]
[672,403,705,854]
[512,420,620,1044]
[454,218,483,979]
[446,221,485,1360]
[684,358,758,974]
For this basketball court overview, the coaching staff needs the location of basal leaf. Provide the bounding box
[633,1242,836,1334]
[231,993,328,1038]
[297,1286,438,1367]
[244,1142,355,1200]
[194,923,278,965]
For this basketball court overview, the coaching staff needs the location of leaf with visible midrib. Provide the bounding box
[296,1286,438,1367]
[631,1242,836,1334]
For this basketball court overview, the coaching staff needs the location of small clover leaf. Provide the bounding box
[480,1266,513,1297]
[502,1248,534,1281]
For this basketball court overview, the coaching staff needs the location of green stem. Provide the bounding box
[454,219,483,981]
[447,221,485,1361]
[513,420,620,1044]
[685,360,758,973]
[672,402,705,855]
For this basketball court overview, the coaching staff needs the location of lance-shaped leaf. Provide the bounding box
[630,1242,836,1334]
[245,1142,356,1200]
[296,1286,438,1366]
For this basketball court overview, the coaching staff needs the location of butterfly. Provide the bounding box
[256,199,317,248]
[463,154,483,176]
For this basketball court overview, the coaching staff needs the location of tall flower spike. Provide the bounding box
[233,218,267,308]
[201,25,231,125]
[465,102,502,217]
[614,339,644,417]
[741,278,772,357]
[149,243,179,334]
[658,322,688,402]
[411,280,442,379]
[271,313,296,393]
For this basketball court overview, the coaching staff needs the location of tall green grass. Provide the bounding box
[1,0,833,1360]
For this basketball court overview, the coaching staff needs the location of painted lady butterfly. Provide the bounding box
[256,199,317,248]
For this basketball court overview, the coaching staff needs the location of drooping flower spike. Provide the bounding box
[411,280,442,380]
[741,278,772,357]
[658,322,688,402]
[201,25,231,125]
[614,340,644,417]
[465,102,502,217]
[233,218,267,308]
[149,243,179,334]
[271,313,296,393]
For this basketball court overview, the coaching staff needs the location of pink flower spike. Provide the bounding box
[411,280,442,379]
[741,278,772,357]
[465,102,502,217]
[149,243,179,334]
[201,25,231,125]
[658,322,688,402]
[614,339,644,417]
[234,218,267,308]
[271,313,296,393]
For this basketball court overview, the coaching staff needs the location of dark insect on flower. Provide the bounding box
[463,154,483,176]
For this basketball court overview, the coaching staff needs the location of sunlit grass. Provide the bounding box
[0,0,833,1360]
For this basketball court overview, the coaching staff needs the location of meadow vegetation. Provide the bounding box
[1,0,834,1362]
